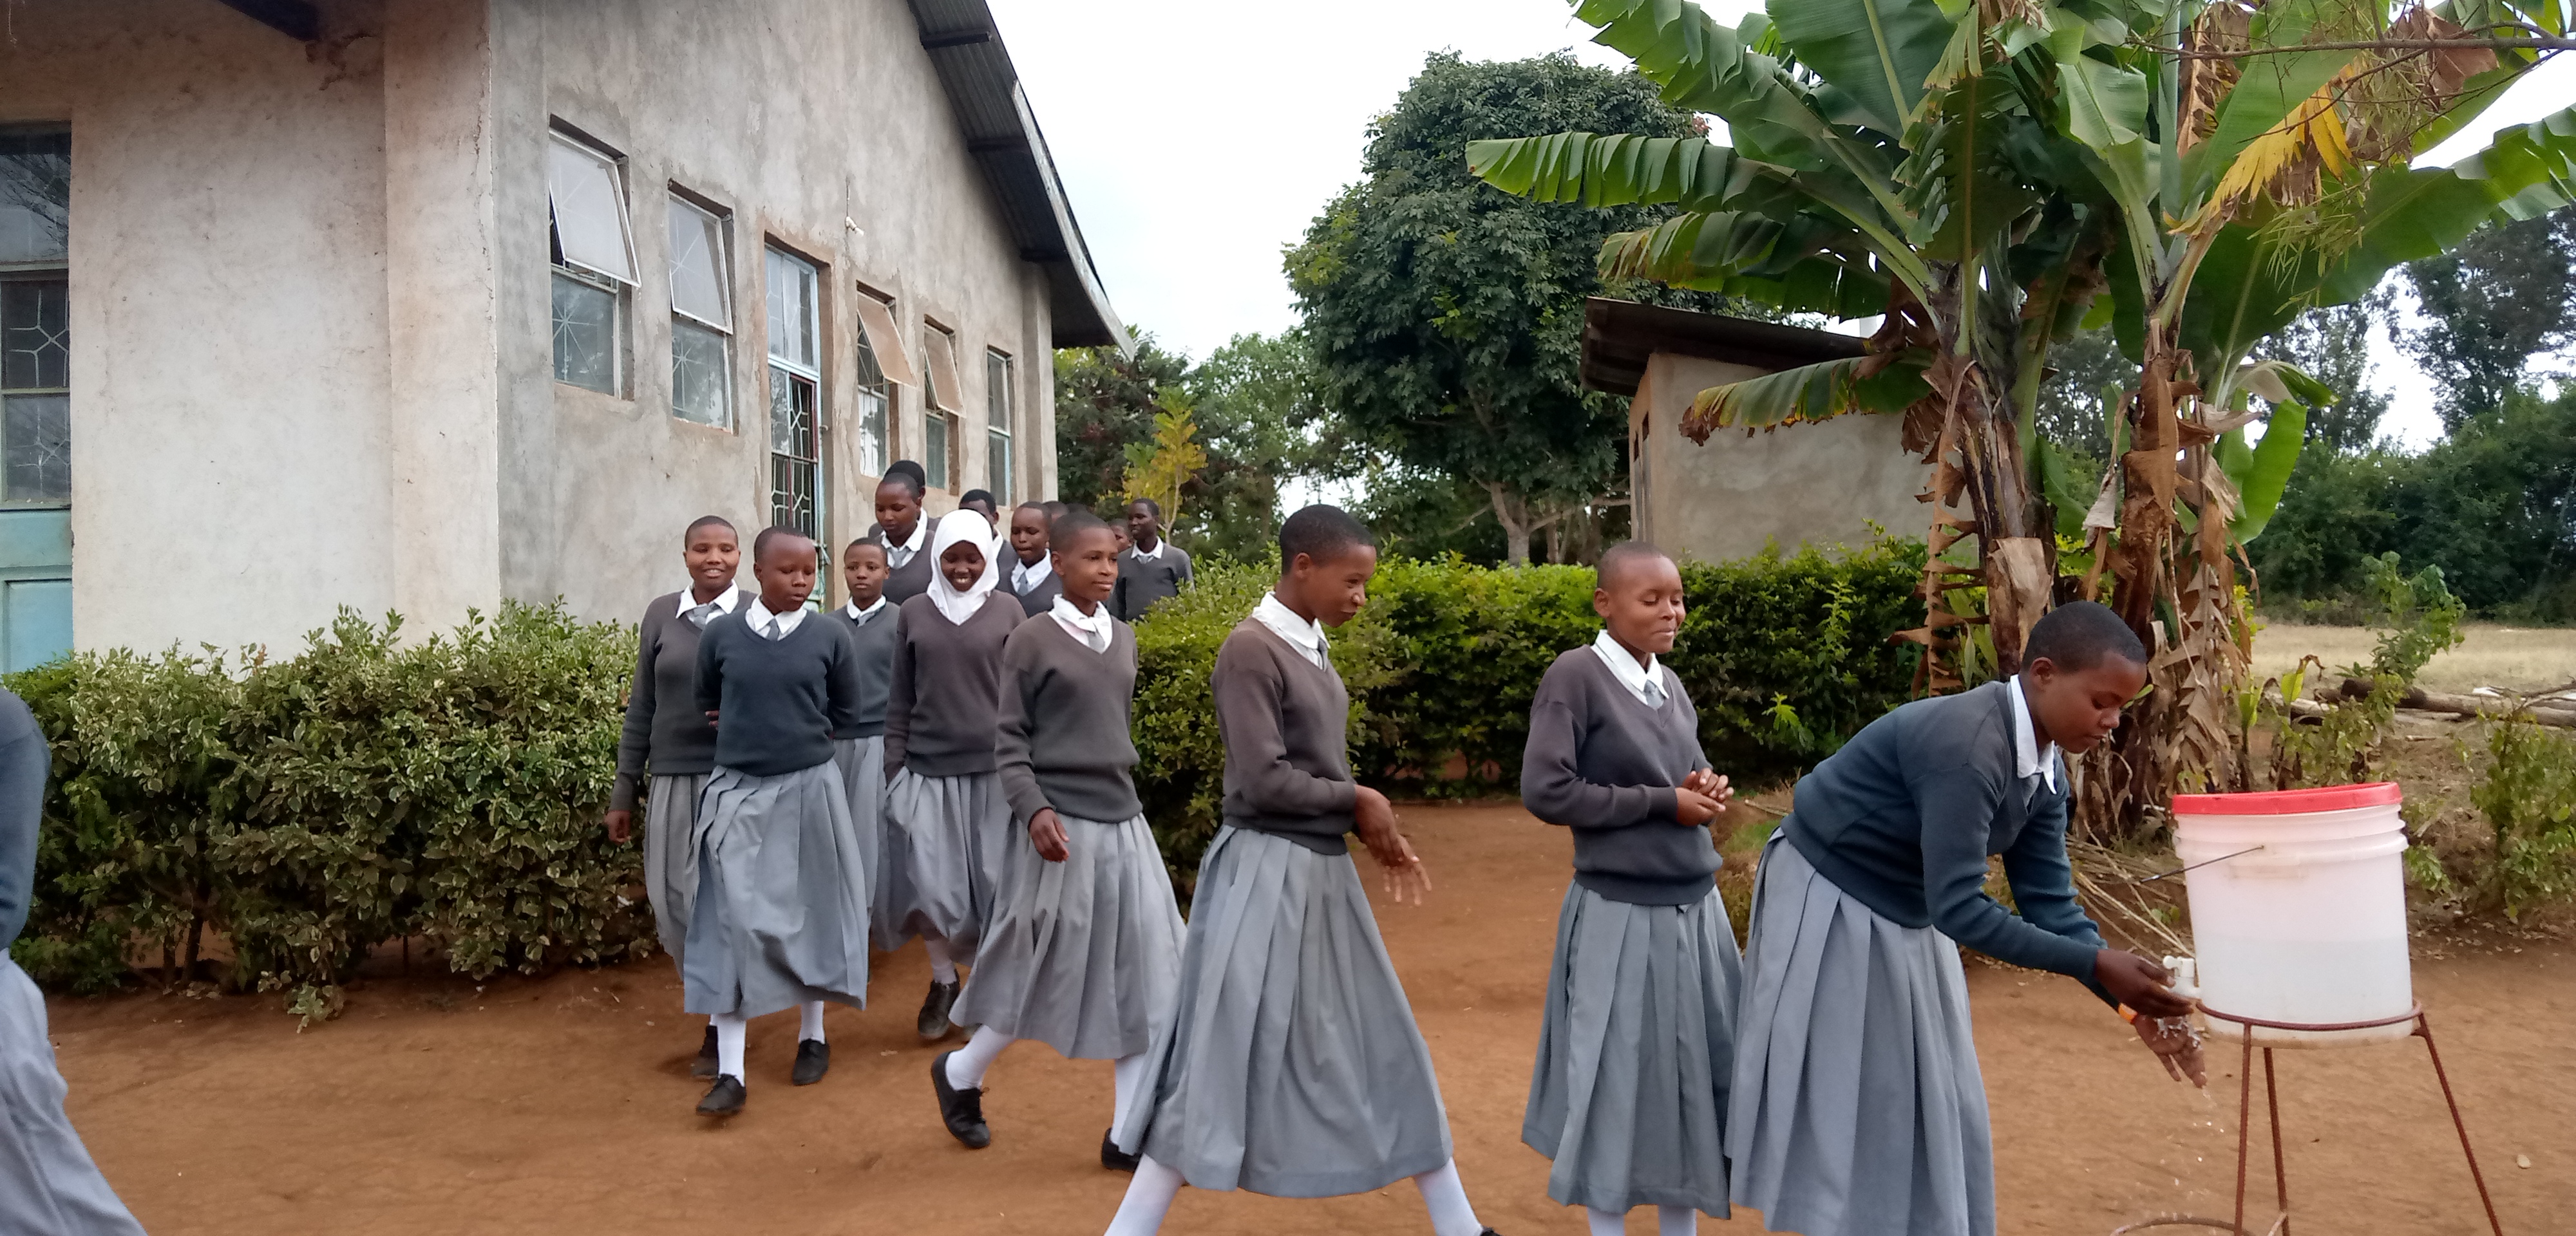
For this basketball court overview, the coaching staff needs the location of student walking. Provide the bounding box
[1101,505,1499,1236]
[1005,501,1063,617]
[1727,601,2202,1236]
[871,462,937,604]
[686,528,873,1116]
[882,510,1022,1040]
[1520,542,1740,1236]
[829,539,905,952]
[1110,498,1192,622]
[0,686,146,1234]
[933,509,1184,1167]
[605,515,756,1078]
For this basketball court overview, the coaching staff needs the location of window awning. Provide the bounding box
[667,198,729,329]
[855,295,920,388]
[923,326,963,414]
[547,138,636,286]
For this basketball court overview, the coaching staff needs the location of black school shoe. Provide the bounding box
[691,1024,719,1079]
[696,1074,746,1117]
[1099,1128,1139,1172]
[917,979,961,1040]
[791,1038,830,1085]
[929,1051,990,1148]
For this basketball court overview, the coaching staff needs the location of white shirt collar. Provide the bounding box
[1130,538,1164,562]
[1012,553,1055,593]
[1587,630,1669,708]
[1050,594,1114,653]
[745,597,808,640]
[679,584,743,628]
[1251,592,1329,670]
[2006,675,2060,792]
[884,517,929,566]
[844,595,888,624]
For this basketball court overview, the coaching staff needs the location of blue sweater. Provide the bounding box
[0,689,47,950]
[1782,680,2110,1000]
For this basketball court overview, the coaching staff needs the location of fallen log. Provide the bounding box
[2334,678,2576,728]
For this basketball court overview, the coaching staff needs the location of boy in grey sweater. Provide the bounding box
[1102,505,1499,1236]
[1519,542,1739,1235]
[934,509,1185,1169]
[1111,498,1193,622]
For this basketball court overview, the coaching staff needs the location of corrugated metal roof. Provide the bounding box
[907,0,1126,351]
[1580,297,1864,397]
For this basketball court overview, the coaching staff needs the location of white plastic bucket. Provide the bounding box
[2170,783,2414,1048]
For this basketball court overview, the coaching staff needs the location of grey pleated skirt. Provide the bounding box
[1115,825,1455,1198]
[950,812,1185,1060]
[882,768,1014,958]
[1524,881,1741,1217]
[681,762,872,1020]
[641,772,708,968]
[0,957,146,1236]
[831,736,904,951]
[1727,834,1993,1236]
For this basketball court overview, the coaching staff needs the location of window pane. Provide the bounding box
[2,281,69,391]
[667,197,728,328]
[986,350,1010,424]
[924,410,949,491]
[764,249,818,373]
[672,318,729,426]
[923,326,961,412]
[987,426,1011,505]
[551,272,617,393]
[4,393,68,502]
[770,368,819,538]
[0,131,71,267]
[545,138,635,285]
[853,333,889,478]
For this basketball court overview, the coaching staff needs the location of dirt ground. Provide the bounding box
[46,803,2575,1235]
[2253,623,2576,696]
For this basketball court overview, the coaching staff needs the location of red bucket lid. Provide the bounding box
[2170,782,2403,815]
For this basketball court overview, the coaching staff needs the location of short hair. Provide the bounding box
[1126,496,1162,519]
[1041,500,1067,519]
[1279,504,1374,567]
[879,462,926,500]
[2023,601,2148,673]
[842,538,887,562]
[752,525,813,563]
[1051,507,1111,546]
[683,514,735,544]
[1595,541,1676,591]
[961,489,996,509]
[1014,500,1048,516]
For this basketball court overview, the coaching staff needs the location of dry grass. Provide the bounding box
[2251,622,2576,695]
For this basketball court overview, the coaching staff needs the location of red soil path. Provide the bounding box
[45,803,2575,1234]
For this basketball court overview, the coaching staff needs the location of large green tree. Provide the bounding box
[1288,52,1733,566]
[2403,205,2576,429]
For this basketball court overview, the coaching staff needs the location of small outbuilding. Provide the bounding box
[1581,297,1929,563]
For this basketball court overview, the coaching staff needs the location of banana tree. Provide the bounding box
[1472,0,2576,836]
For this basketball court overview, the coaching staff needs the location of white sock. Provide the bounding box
[713,1013,747,1082]
[924,935,959,985]
[1412,1158,1482,1236]
[944,1024,1013,1091]
[1586,1209,1627,1236]
[1111,1051,1151,1129]
[798,1000,826,1044]
[1658,1206,1697,1236]
[1103,1154,1185,1236]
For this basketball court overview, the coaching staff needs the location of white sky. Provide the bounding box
[992,1,2576,451]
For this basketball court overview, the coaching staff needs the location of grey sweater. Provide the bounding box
[829,602,902,740]
[883,592,1019,778]
[0,689,45,950]
[996,614,1142,823]
[867,517,938,604]
[1012,568,1063,617]
[1214,620,1357,854]
[612,587,755,811]
[1113,543,1194,622]
[693,612,863,778]
[1520,647,1719,905]
[1783,680,2110,1000]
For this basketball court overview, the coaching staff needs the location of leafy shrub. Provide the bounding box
[1133,544,1922,885]
[2466,716,2576,919]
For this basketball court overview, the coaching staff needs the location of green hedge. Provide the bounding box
[7,604,647,1015]
[1134,544,1924,884]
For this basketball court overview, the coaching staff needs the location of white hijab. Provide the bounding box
[926,509,1004,626]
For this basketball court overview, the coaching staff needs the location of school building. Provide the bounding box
[0,0,1119,668]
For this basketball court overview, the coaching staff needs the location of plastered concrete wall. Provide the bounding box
[0,0,398,656]
[1631,353,1931,562]
[516,0,1059,620]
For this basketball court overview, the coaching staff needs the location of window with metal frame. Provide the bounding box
[546,132,636,395]
[667,194,732,427]
[0,129,70,505]
[853,331,891,481]
[766,248,824,541]
[985,348,1014,505]
[922,323,961,492]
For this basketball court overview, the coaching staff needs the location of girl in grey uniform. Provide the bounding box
[686,528,871,1116]
[1519,542,1738,1236]
[604,514,755,1079]
[870,462,938,605]
[882,509,1021,1040]
[1101,505,1499,1236]
[829,539,905,952]
[933,509,1185,1167]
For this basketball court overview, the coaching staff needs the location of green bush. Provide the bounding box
[5,603,647,1016]
[1133,544,1923,885]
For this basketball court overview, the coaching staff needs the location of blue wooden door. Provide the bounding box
[0,509,69,671]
